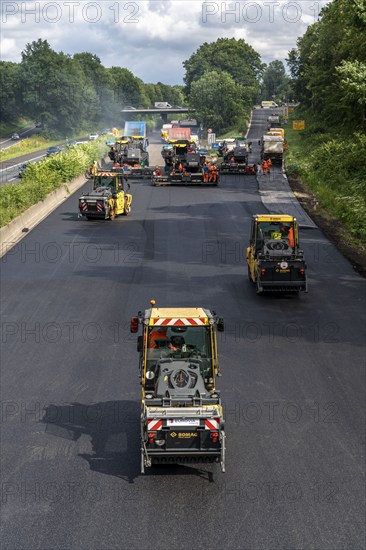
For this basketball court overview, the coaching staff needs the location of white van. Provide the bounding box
[261,101,278,108]
[154,102,172,108]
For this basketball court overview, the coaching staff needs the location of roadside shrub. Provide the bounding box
[0,140,107,227]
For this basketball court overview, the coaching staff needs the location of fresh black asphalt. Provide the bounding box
[1,111,365,549]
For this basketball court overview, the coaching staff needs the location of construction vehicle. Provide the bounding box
[161,124,172,142]
[78,170,132,220]
[261,101,278,108]
[130,301,226,473]
[110,121,152,178]
[246,214,307,294]
[154,138,217,185]
[220,144,249,174]
[267,115,281,131]
[267,128,285,139]
[260,134,284,164]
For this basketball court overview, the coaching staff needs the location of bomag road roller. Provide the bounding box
[130,301,226,473]
[78,170,132,220]
[246,214,308,294]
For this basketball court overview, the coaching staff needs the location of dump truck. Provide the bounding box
[246,214,307,294]
[261,134,284,164]
[267,115,281,131]
[267,128,285,139]
[78,170,132,220]
[130,301,226,473]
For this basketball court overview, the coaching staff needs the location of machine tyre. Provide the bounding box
[124,197,131,216]
[255,278,263,294]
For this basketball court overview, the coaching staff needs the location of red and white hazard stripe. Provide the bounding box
[97,202,105,212]
[147,419,162,431]
[153,318,205,326]
[80,201,88,212]
[205,418,220,430]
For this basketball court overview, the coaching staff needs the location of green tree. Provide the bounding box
[19,40,94,133]
[0,62,21,122]
[261,61,291,103]
[336,60,366,127]
[183,38,263,98]
[287,0,366,129]
[189,70,246,132]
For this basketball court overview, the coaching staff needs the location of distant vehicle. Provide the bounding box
[11,133,20,140]
[18,163,28,178]
[122,106,136,110]
[89,133,99,141]
[46,146,62,156]
[154,102,172,108]
[67,140,77,147]
[261,101,279,108]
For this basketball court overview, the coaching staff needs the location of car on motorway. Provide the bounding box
[18,163,28,178]
[89,133,99,141]
[122,105,136,110]
[35,121,43,128]
[46,146,62,156]
[11,133,20,140]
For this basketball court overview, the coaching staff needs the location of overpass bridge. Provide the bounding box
[121,107,196,123]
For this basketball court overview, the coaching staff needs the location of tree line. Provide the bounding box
[1,38,293,136]
[287,0,366,132]
[0,39,185,135]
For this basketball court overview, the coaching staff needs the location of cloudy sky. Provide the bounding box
[1,0,331,84]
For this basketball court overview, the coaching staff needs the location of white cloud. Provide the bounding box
[0,0,332,82]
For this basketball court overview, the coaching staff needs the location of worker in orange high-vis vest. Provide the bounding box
[262,159,268,174]
[149,327,169,348]
[267,158,272,173]
[288,226,295,248]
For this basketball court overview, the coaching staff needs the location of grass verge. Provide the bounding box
[284,114,366,275]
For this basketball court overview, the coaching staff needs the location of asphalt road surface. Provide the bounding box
[1,111,365,549]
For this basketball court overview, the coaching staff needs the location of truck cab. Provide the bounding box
[246,214,307,294]
[131,303,226,473]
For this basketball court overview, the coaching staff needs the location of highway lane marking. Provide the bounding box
[0,154,46,172]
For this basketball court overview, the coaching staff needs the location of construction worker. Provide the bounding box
[288,226,295,248]
[262,159,268,175]
[210,164,218,183]
[154,166,162,176]
[149,327,169,348]
[91,160,99,176]
[203,163,209,183]
[267,158,272,173]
